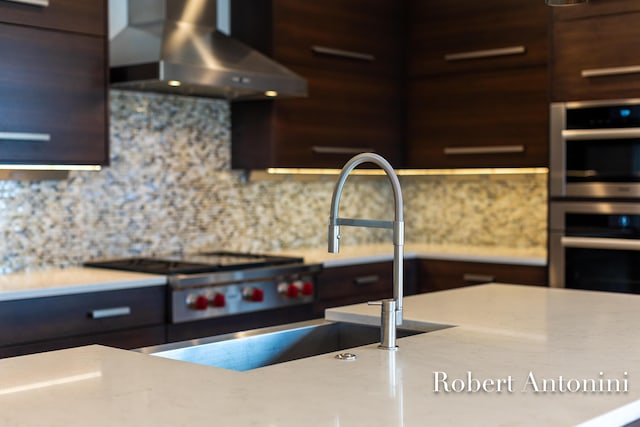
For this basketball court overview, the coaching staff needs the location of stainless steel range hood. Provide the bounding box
[109,0,307,100]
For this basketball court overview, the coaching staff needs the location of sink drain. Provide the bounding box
[335,352,357,361]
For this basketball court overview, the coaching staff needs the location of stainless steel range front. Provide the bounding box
[85,252,321,324]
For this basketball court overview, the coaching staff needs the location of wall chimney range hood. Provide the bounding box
[109,0,307,100]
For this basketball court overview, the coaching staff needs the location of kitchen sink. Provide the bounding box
[138,319,443,371]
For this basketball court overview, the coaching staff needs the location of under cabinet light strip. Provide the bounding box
[265,167,548,176]
[0,165,102,171]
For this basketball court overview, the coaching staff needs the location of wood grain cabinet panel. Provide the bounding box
[408,0,548,77]
[314,261,416,315]
[0,286,167,357]
[0,0,106,36]
[552,10,640,101]
[406,0,549,169]
[417,259,547,293]
[0,23,108,165]
[230,0,404,169]
[407,66,549,168]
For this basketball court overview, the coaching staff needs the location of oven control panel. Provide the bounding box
[172,274,315,323]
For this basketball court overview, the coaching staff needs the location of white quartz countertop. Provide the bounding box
[2,284,638,426]
[0,267,166,301]
[278,243,547,267]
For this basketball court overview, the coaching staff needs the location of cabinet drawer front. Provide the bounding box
[318,262,395,301]
[270,0,403,77]
[0,23,107,165]
[0,0,106,36]
[0,287,166,346]
[271,67,402,168]
[552,12,640,101]
[408,0,548,77]
[407,67,549,168]
[418,259,547,293]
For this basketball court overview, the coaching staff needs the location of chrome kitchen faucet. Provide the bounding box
[328,153,404,350]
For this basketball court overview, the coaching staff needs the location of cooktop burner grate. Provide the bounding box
[84,251,304,275]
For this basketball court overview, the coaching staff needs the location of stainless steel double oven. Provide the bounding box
[549,99,640,293]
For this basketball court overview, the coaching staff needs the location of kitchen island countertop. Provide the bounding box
[1,284,638,426]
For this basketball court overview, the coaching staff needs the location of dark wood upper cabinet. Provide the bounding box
[0,0,106,36]
[407,66,549,168]
[0,0,108,166]
[551,1,640,101]
[406,0,549,169]
[230,0,404,170]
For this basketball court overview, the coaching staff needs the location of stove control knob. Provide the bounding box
[211,292,226,307]
[277,282,289,295]
[302,282,314,296]
[287,283,299,298]
[243,287,264,302]
[193,295,209,310]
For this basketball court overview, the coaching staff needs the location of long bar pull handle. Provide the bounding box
[463,274,496,283]
[562,128,640,141]
[0,132,51,142]
[311,45,375,62]
[312,146,374,155]
[581,65,640,78]
[444,145,525,155]
[4,0,49,5]
[561,236,640,251]
[89,306,132,319]
[445,46,526,62]
[354,275,380,286]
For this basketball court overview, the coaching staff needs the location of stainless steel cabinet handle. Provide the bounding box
[354,275,380,285]
[311,45,375,62]
[581,65,640,78]
[312,146,374,155]
[444,145,525,155]
[463,274,496,283]
[445,46,526,62]
[89,306,132,319]
[0,132,51,142]
[3,0,49,6]
[561,236,640,251]
[562,128,640,141]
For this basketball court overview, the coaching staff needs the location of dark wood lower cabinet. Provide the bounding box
[314,261,417,315]
[417,259,548,293]
[0,257,547,358]
[0,286,167,359]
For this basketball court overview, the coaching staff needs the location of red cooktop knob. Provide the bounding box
[287,283,299,298]
[211,292,226,307]
[252,288,264,302]
[302,282,314,296]
[194,295,209,310]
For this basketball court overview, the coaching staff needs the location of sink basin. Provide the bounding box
[139,319,441,371]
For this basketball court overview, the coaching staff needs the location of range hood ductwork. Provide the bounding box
[109,0,307,100]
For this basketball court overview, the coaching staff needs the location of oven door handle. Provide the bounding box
[562,128,640,141]
[561,236,640,251]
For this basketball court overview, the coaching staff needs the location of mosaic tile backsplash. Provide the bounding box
[0,91,547,274]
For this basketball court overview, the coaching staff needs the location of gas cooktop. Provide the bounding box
[84,251,304,275]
